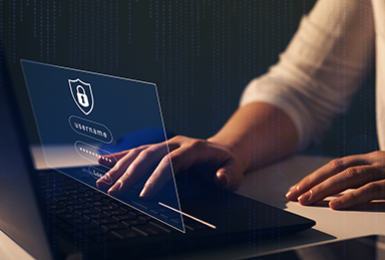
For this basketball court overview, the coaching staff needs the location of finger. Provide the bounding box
[215,158,242,190]
[362,150,385,164]
[98,152,130,167]
[286,155,369,201]
[298,166,377,206]
[97,154,117,167]
[329,180,385,210]
[139,155,175,199]
[107,142,171,196]
[98,150,131,167]
[96,147,145,189]
[138,146,202,199]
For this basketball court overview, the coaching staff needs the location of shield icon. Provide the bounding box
[68,78,94,115]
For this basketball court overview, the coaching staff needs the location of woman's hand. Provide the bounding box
[286,151,385,210]
[96,135,244,199]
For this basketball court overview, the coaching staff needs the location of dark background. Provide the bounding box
[1,0,378,158]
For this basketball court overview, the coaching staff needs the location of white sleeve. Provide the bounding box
[240,0,375,150]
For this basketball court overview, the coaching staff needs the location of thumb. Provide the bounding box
[215,159,242,190]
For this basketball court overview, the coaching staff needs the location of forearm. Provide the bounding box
[208,102,298,173]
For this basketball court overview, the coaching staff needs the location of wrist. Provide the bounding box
[207,135,249,174]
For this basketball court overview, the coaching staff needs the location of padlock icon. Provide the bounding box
[76,85,89,107]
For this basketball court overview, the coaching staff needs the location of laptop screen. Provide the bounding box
[21,60,185,232]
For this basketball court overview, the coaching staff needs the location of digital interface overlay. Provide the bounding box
[21,60,185,232]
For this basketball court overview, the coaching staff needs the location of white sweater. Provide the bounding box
[240,0,382,151]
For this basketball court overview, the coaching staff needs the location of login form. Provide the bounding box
[21,60,185,232]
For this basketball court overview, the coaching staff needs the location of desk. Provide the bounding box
[1,155,385,259]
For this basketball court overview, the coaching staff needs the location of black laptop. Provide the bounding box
[0,58,315,260]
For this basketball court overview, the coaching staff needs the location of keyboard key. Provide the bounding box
[83,198,97,203]
[138,215,153,222]
[61,185,80,191]
[50,208,72,215]
[92,218,116,225]
[48,204,65,210]
[122,219,146,227]
[118,205,131,212]
[83,213,108,220]
[132,225,167,236]
[66,218,90,225]
[52,191,67,197]
[111,214,136,222]
[104,209,127,216]
[93,195,103,201]
[57,213,79,220]
[75,208,100,215]
[109,201,120,207]
[66,189,80,194]
[101,223,127,231]
[111,229,142,239]
[57,196,70,201]
[64,200,80,206]
[67,204,88,210]
[149,222,173,233]
[87,201,103,207]
[95,205,117,212]
[75,193,88,198]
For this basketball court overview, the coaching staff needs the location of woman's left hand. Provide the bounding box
[286,151,385,210]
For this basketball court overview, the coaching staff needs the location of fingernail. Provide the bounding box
[104,174,112,185]
[108,181,122,194]
[97,174,111,185]
[285,191,292,198]
[286,186,298,200]
[330,199,341,210]
[216,172,229,189]
[298,190,312,205]
[139,183,152,198]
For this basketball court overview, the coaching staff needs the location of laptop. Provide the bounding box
[0,56,315,259]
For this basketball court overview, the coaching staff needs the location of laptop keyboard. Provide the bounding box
[40,171,207,243]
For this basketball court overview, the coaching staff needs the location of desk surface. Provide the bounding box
[1,155,385,260]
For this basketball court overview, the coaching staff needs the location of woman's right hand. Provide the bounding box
[96,135,244,199]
